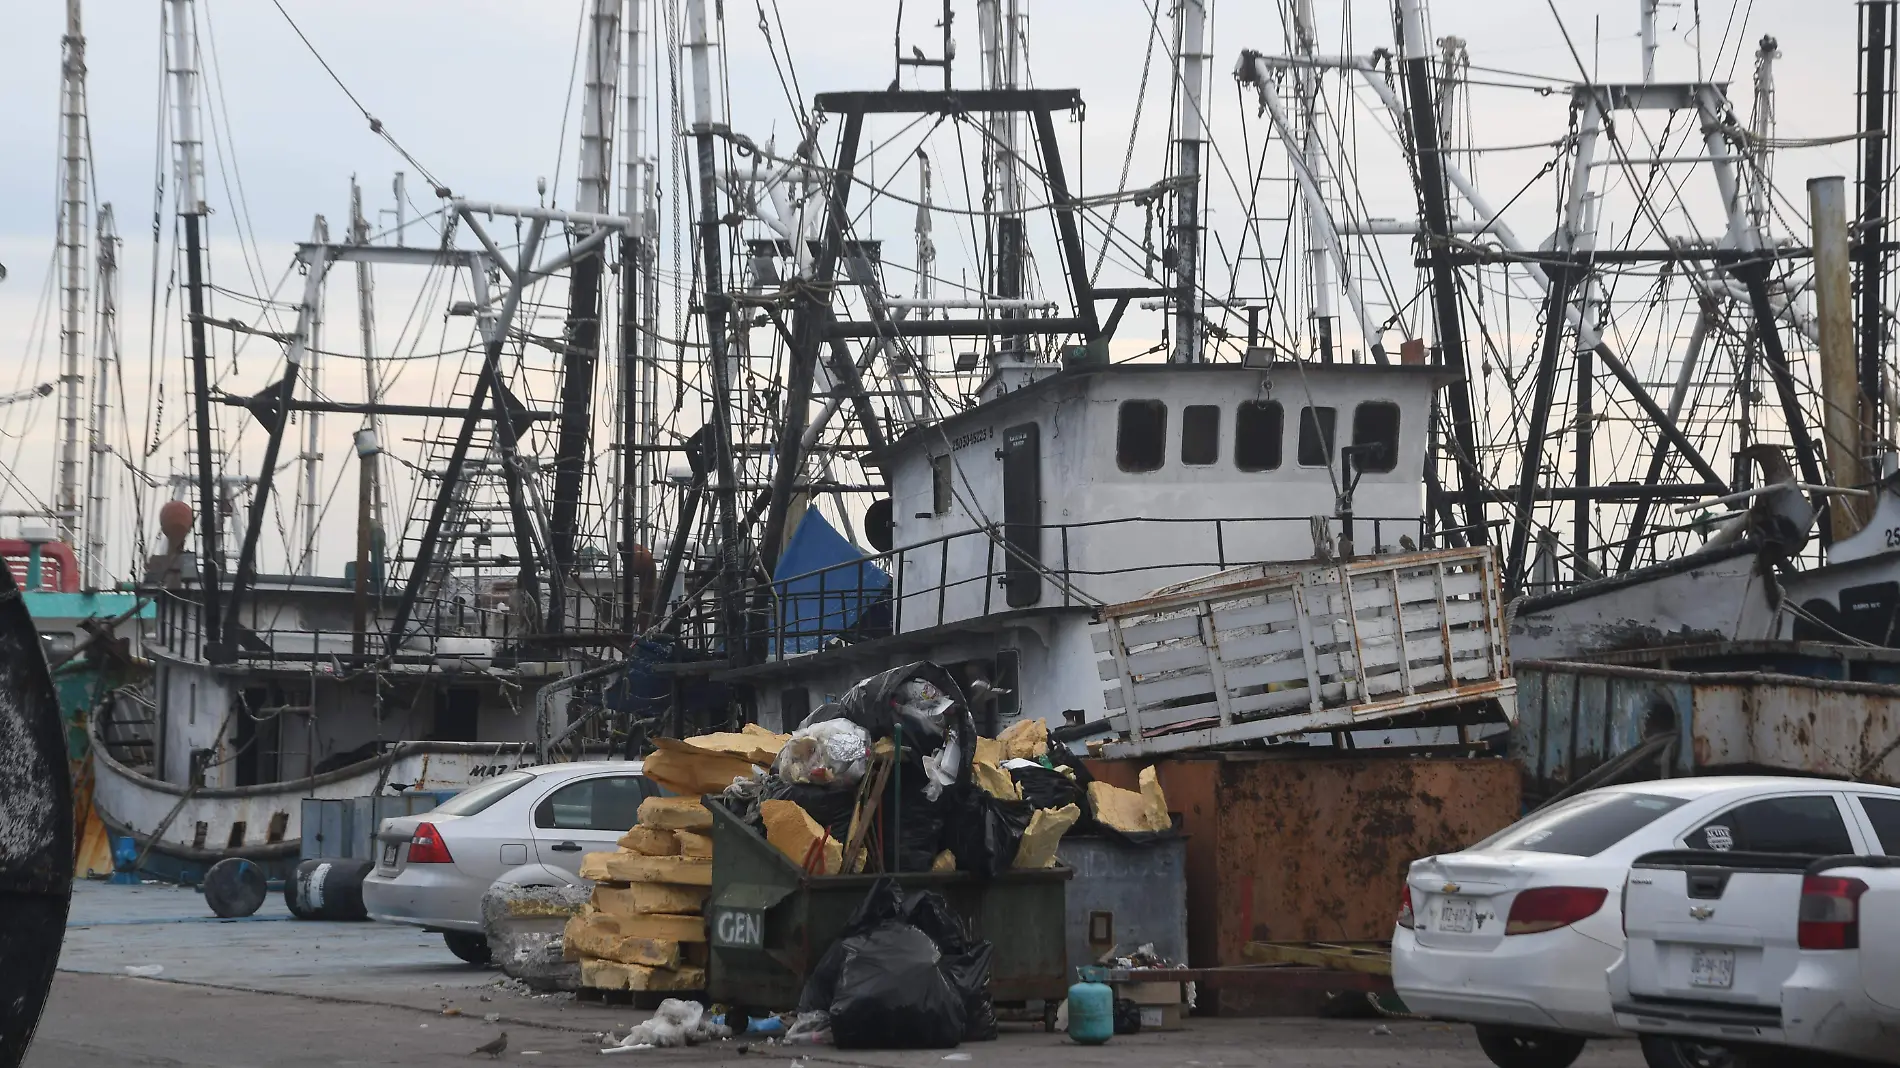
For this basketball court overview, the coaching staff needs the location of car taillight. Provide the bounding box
[1799,875,1868,950]
[1398,885,1416,930]
[1505,886,1608,936]
[407,822,454,864]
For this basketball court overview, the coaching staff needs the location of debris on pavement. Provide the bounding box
[599,998,732,1052]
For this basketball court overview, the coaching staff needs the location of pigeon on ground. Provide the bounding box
[470,1031,508,1058]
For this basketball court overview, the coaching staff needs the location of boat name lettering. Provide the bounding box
[469,763,519,778]
[950,426,993,452]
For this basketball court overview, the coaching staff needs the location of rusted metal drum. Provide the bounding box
[0,563,73,1066]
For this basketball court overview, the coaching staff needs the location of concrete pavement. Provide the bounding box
[28,880,1647,1067]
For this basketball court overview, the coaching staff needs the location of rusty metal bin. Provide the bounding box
[706,798,1071,1012]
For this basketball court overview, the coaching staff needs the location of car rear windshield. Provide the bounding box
[1472,792,1689,857]
[432,772,535,817]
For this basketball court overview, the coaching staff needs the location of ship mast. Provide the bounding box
[349,179,386,534]
[1395,0,1485,544]
[300,215,328,575]
[620,0,651,626]
[166,0,222,644]
[548,0,621,633]
[1170,0,1206,363]
[979,0,1026,365]
[1289,0,1333,362]
[682,0,746,652]
[86,205,118,591]
[57,0,88,556]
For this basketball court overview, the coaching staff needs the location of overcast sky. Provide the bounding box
[0,0,1870,580]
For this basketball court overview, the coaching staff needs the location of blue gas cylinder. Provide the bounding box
[1067,979,1115,1045]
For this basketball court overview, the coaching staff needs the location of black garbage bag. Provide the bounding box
[829,922,967,1049]
[799,877,909,1012]
[876,773,947,873]
[1113,997,1144,1035]
[762,777,858,842]
[1048,740,1095,783]
[848,875,909,928]
[901,889,970,953]
[941,782,1031,877]
[802,662,977,785]
[941,942,998,1041]
[1011,765,1082,810]
[900,888,995,1041]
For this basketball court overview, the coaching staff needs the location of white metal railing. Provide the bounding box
[1092,546,1516,756]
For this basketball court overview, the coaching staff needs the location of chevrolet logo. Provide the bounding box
[1441,883,1461,894]
[1689,906,1715,920]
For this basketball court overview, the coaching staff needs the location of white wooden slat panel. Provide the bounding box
[1204,597,1302,634]
[1198,628,1310,667]
[1351,628,1496,675]
[1108,612,1206,651]
[1126,668,1221,707]
[1118,641,1222,679]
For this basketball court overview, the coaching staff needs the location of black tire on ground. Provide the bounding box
[1639,1036,1738,1068]
[1474,1025,1590,1068]
[284,859,373,920]
[443,931,493,966]
[202,857,268,918]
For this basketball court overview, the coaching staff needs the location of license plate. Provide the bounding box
[1690,948,1735,989]
[381,842,398,867]
[1439,897,1477,934]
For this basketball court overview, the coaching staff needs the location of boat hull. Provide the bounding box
[89,721,534,881]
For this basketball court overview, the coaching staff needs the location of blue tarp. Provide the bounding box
[773,509,892,656]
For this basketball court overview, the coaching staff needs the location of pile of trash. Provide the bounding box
[600,998,733,1052]
[720,661,1171,878]
[795,876,997,1049]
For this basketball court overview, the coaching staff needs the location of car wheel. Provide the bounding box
[443,930,493,966]
[1474,1025,1589,1068]
[1639,1036,1738,1068]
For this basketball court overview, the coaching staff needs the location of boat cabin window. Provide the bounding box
[1297,406,1336,467]
[1181,405,1221,466]
[930,455,953,515]
[1116,400,1167,472]
[1235,400,1283,471]
[1350,401,1401,474]
[535,774,655,831]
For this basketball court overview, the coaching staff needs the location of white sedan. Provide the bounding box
[1393,775,1900,1068]
[362,760,654,964]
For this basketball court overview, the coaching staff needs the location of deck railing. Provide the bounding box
[723,513,1428,659]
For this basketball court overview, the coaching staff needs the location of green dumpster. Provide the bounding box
[706,798,1071,1012]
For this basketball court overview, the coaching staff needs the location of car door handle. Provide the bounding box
[549,841,583,853]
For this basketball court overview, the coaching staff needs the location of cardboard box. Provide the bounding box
[1120,980,1184,1006]
[1138,1004,1184,1031]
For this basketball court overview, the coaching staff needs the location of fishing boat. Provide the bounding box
[23,0,1900,877]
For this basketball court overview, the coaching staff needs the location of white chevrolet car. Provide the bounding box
[1615,821,1900,1063]
[1393,776,1900,1068]
[362,760,653,964]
